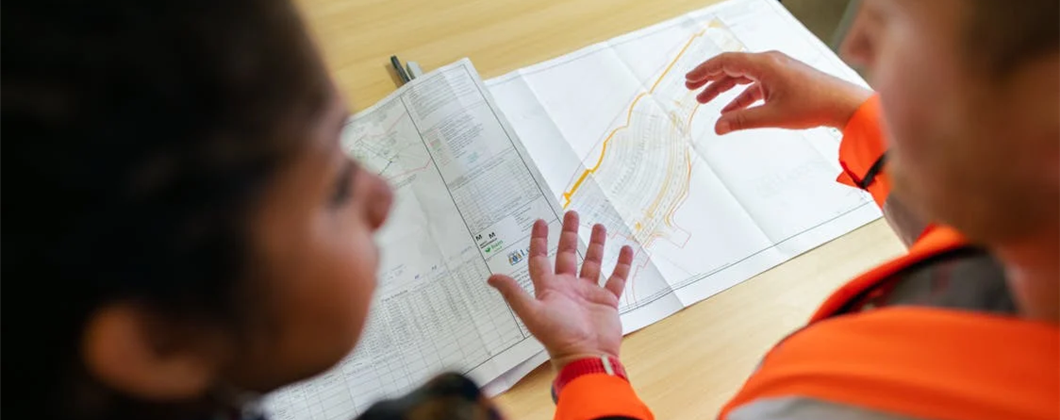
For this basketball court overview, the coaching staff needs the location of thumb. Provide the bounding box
[715,105,780,135]
[488,274,537,319]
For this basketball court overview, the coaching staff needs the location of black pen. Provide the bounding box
[391,55,411,84]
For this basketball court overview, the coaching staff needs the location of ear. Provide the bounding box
[82,303,229,401]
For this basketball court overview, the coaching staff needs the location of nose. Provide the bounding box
[367,172,393,231]
[840,7,875,70]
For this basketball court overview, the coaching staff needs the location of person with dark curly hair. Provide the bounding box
[3,0,642,418]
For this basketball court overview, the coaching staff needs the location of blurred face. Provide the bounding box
[842,0,1060,244]
[229,87,393,390]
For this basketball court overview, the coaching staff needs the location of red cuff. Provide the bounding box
[553,355,628,399]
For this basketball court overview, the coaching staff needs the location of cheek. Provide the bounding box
[303,173,392,345]
[876,47,931,155]
[319,210,380,337]
[262,207,380,380]
[872,29,962,201]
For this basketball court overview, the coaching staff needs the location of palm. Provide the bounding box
[488,211,633,367]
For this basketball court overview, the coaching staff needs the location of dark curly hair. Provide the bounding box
[2,0,329,417]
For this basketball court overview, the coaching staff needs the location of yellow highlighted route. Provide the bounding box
[561,29,706,208]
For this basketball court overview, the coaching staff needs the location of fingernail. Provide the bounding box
[716,120,731,134]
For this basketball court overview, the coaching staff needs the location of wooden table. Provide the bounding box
[295,0,906,417]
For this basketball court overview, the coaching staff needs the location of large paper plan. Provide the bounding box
[265,0,881,418]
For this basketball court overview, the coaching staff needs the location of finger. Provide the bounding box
[721,83,764,113]
[685,52,766,83]
[685,65,749,90]
[488,274,538,319]
[604,245,634,298]
[579,224,607,282]
[715,104,781,135]
[527,219,552,290]
[555,211,580,275]
[684,76,713,91]
[695,76,753,104]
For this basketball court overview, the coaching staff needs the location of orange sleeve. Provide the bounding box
[554,374,654,420]
[835,95,891,208]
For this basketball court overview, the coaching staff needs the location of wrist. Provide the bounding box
[550,352,618,371]
[829,86,874,129]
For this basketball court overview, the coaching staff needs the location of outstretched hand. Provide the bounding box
[685,51,873,134]
[488,211,633,370]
